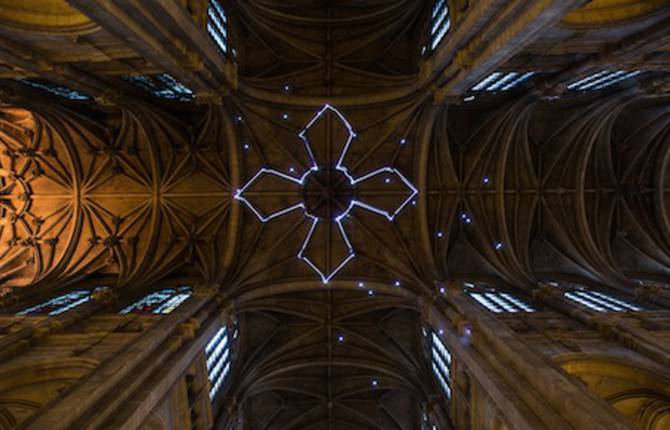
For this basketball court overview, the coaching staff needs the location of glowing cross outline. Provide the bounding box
[234,104,418,283]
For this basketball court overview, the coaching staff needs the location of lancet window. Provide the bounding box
[206,325,232,401]
[430,330,452,399]
[430,0,451,51]
[208,0,230,56]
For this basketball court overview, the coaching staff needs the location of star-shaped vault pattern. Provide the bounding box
[235,105,418,283]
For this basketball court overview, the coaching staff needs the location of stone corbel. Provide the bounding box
[167,333,185,352]
[192,283,219,297]
[590,313,618,338]
[0,287,17,308]
[36,60,54,73]
[634,283,665,302]
[536,81,565,101]
[179,319,199,338]
[91,286,119,307]
[221,301,237,327]
[532,282,559,301]
[640,77,670,97]
[94,89,120,107]
[195,91,224,105]
[454,47,475,69]
[183,50,205,72]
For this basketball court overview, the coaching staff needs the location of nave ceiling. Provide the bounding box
[0,0,669,428]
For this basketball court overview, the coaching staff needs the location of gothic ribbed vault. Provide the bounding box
[0,1,670,429]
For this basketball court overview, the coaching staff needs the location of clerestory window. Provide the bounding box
[430,0,451,51]
[206,325,232,400]
[430,330,452,399]
[17,290,92,316]
[119,286,192,315]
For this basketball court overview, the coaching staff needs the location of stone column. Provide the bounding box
[22,287,222,430]
[426,282,637,430]
[534,283,670,368]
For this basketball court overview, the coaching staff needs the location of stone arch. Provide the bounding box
[0,0,96,34]
[556,354,670,429]
[141,413,168,430]
[561,0,670,27]
[0,358,98,428]
[492,414,510,430]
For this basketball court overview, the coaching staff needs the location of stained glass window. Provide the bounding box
[470,71,537,93]
[206,325,232,400]
[20,79,90,100]
[564,290,643,312]
[208,0,229,56]
[17,290,92,316]
[464,282,536,313]
[123,74,194,101]
[548,281,644,312]
[119,286,192,315]
[430,0,451,51]
[566,70,642,91]
[430,330,452,399]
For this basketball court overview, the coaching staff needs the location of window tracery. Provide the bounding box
[430,330,452,399]
[549,282,644,312]
[123,74,194,101]
[207,0,230,56]
[16,290,91,316]
[566,70,643,91]
[206,325,232,401]
[119,286,192,315]
[430,0,451,51]
[463,282,536,313]
[19,79,90,100]
[469,71,537,93]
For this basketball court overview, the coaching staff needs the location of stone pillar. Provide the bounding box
[534,283,670,368]
[22,288,223,430]
[425,282,637,430]
[0,290,111,362]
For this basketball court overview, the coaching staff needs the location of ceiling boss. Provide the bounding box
[235,105,418,283]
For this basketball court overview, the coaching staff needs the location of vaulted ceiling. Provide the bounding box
[0,0,670,428]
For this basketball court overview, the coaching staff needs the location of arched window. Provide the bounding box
[469,71,537,93]
[19,79,90,100]
[16,290,92,316]
[464,282,536,313]
[549,282,644,312]
[566,70,642,91]
[119,287,192,315]
[123,74,194,101]
[208,0,230,57]
[430,0,451,51]
[206,325,233,401]
[429,330,452,399]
